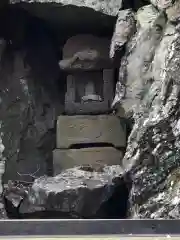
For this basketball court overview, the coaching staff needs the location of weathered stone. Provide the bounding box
[10,0,123,17]
[0,28,63,184]
[63,34,110,60]
[59,34,113,71]
[110,9,136,59]
[61,34,115,115]
[166,0,180,22]
[60,50,113,71]
[150,0,173,10]
[53,147,123,175]
[56,115,126,148]
[65,69,114,115]
[19,165,128,218]
[8,0,119,46]
[121,23,180,219]
[3,181,30,218]
[112,5,166,117]
[134,168,180,219]
[136,5,162,28]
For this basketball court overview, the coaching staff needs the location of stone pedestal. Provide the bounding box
[56,115,126,148]
[53,147,123,175]
[53,115,126,175]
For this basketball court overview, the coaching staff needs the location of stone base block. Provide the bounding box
[56,115,126,148]
[53,147,123,175]
[65,101,110,115]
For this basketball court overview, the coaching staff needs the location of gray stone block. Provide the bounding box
[56,115,126,148]
[53,147,123,175]
[65,69,114,115]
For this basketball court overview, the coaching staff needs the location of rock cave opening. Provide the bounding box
[0,3,132,219]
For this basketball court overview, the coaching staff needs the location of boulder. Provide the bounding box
[19,165,130,218]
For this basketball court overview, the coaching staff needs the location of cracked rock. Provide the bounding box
[19,165,129,218]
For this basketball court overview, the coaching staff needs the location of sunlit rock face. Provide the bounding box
[124,22,180,218]
[109,0,180,218]
[112,5,166,117]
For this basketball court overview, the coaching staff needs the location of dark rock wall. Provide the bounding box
[0,11,65,185]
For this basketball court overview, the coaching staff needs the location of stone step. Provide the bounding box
[56,115,126,149]
[53,147,123,175]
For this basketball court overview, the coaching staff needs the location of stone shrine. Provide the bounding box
[53,34,126,175]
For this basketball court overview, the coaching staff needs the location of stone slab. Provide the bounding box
[56,115,126,148]
[53,147,123,175]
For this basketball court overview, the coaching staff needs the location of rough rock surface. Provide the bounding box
[110,9,136,59]
[150,0,173,10]
[0,26,63,184]
[18,165,129,218]
[10,0,123,17]
[107,0,180,219]
[8,0,119,40]
[122,21,180,218]
[112,5,166,117]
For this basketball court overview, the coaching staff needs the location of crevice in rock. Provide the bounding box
[92,179,132,219]
[69,143,115,149]
[122,0,149,11]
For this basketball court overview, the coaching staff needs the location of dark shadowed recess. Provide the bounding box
[0,3,132,219]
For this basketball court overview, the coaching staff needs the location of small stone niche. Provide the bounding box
[59,34,115,115]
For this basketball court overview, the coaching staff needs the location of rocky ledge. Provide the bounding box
[4,165,130,218]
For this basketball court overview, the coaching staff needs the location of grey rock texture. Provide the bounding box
[122,21,180,218]
[19,165,129,218]
[110,9,136,59]
[8,0,119,39]
[0,31,62,184]
[56,115,126,148]
[150,0,173,10]
[166,0,180,22]
[112,5,166,117]
[109,0,180,219]
[53,148,124,175]
[10,0,123,17]
[59,34,112,71]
